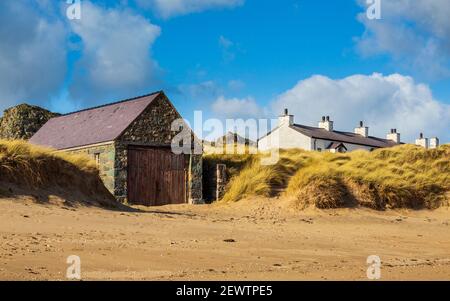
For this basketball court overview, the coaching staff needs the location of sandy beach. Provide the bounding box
[1,196,449,280]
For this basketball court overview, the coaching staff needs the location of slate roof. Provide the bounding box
[216,132,257,146]
[29,92,162,150]
[290,124,398,148]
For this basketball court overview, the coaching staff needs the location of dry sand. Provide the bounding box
[0,196,449,280]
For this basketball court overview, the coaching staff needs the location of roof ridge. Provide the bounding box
[290,123,396,147]
[294,123,374,138]
[58,91,162,117]
[293,123,320,129]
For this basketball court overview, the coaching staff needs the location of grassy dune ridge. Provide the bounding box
[0,140,116,207]
[205,144,450,210]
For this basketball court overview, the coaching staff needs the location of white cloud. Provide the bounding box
[228,79,246,91]
[219,35,233,48]
[218,35,237,62]
[69,1,161,103]
[0,1,67,111]
[356,0,450,78]
[212,96,265,118]
[179,81,222,99]
[147,0,245,18]
[272,73,450,143]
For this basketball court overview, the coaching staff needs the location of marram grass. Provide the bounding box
[209,144,450,210]
[0,139,97,186]
[0,139,115,207]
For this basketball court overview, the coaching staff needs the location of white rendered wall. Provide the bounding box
[354,127,369,137]
[258,126,312,151]
[259,129,382,153]
[416,138,429,149]
[429,138,439,149]
[313,139,374,152]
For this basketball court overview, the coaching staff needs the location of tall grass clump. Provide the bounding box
[215,144,449,210]
[215,149,312,203]
[0,139,116,207]
[286,144,450,210]
[0,140,96,185]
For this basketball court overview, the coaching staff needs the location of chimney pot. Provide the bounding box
[355,121,369,137]
[319,116,333,131]
[279,110,294,127]
[416,133,428,149]
[387,129,401,143]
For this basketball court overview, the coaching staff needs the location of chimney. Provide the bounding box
[354,121,369,138]
[318,115,333,131]
[429,137,440,149]
[386,128,401,144]
[278,108,294,127]
[415,133,429,149]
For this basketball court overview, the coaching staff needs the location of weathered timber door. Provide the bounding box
[127,146,186,206]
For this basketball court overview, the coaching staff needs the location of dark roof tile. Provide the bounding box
[290,124,397,148]
[29,92,161,150]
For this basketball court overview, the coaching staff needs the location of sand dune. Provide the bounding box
[1,196,449,280]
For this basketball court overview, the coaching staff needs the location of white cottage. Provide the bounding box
[258,109,400,152]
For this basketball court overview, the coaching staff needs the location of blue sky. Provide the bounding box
[0,0,449,142]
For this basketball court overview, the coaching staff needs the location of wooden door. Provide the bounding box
[127,146,186,206]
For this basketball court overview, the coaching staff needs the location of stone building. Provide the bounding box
[258,109,401,152]
[0,104,59,140]
[30,91,202,206]
[215,132,257,147]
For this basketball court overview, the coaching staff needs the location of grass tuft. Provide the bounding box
[0,140,116,207]
[210,144,450,210]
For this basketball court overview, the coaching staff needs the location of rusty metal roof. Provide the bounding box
[29,92,161,150]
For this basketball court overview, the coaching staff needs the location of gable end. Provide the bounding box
[118,92,183,145]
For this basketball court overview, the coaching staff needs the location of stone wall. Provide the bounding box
[116,94,203,204]
[202,160,233,204]
[216,164,227,201]
[120,94,180,145]
[64,143,116,194]
[188,154,203,204]
[0,104,59,140]
[112,142,128,202]
[202,162,231,203]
